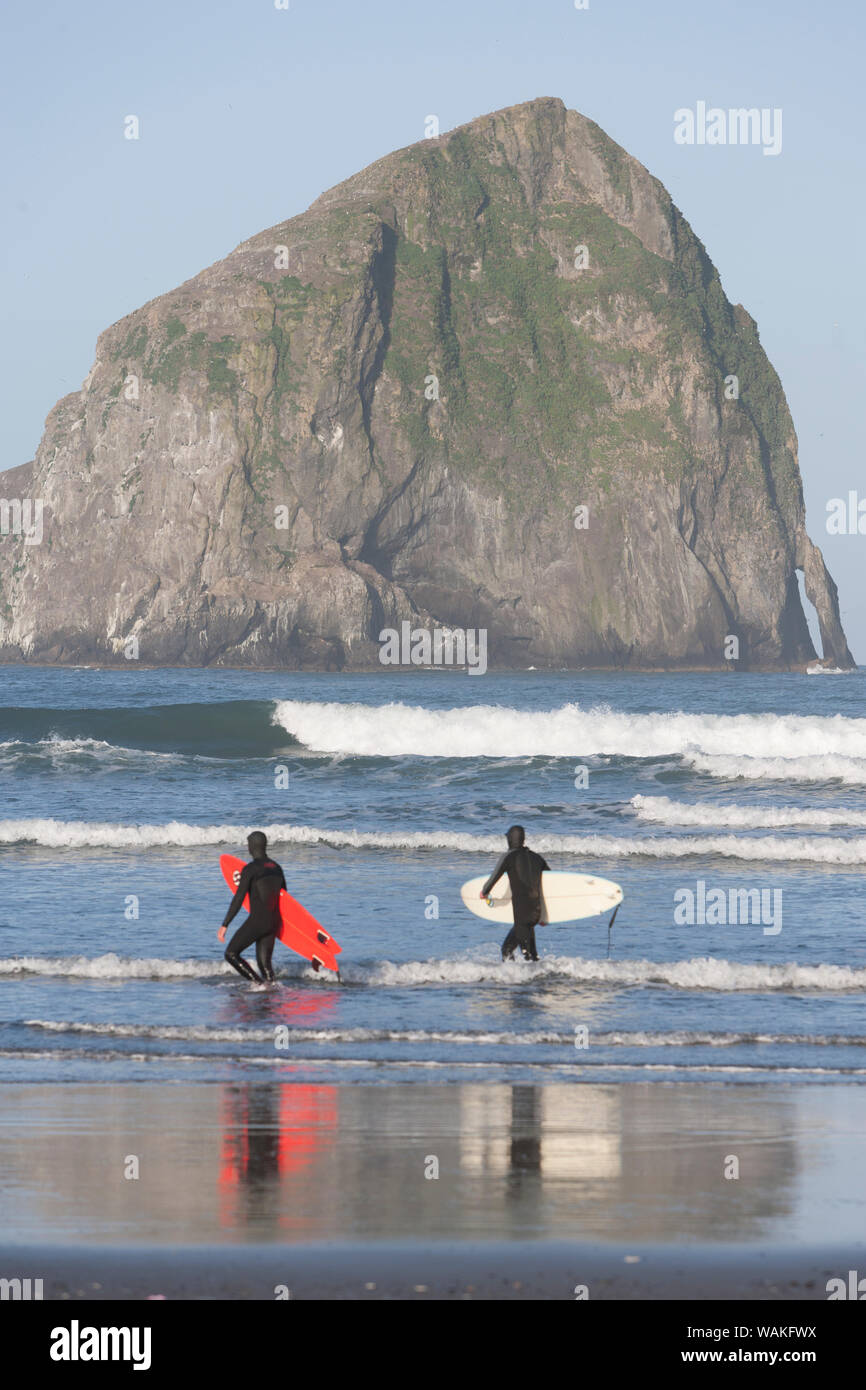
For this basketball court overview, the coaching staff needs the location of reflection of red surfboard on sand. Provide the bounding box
[219,855,342,976]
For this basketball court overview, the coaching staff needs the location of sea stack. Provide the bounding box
[0,97,853,670]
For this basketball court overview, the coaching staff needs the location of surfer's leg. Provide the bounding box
[501,927,518,960]
[225,917,264,982]
[256,932,277,982]
[520,923,539,962]
[225,950,262,983]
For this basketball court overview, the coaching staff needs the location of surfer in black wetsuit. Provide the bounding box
[218,832,286,983]
[481,825,550,962]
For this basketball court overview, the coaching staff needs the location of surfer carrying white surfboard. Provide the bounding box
[480,826,549,962]
[217,831,286,983]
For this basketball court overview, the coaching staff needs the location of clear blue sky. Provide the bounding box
[2,0,863,653]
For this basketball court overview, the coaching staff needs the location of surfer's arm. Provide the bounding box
[222,865,252,928]
[481,854,509,897]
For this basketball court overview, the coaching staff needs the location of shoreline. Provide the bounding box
[0,659,846,675]
[2,1240,861,1300]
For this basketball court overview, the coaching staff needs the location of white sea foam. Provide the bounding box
[0,736,114,753]
[5,1047,866,1077]
[4,817,866,862]
[685,752,866,784]
[632,795,866,830]
[273,699,866,760]
[7,953,860,990]
[21,1019,866,1047]
[0,819,283,849]
[0,953,226,980]
[342,955,866,991]
[0,736,181,766]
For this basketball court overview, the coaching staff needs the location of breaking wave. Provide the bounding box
[5,699,866,775]
[3,953,865,991]
[274,699,866,760]
[3,817,866,863]
[0,701,294,759]
[0,954,226,980]
[632,795,866,830]
[684,753,866,784]
[20,1019,866,1047]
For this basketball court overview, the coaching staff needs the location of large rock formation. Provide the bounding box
[0,98,854,669]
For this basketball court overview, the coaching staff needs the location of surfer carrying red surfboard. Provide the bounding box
[481,826,549,963]
[218,831,286,983]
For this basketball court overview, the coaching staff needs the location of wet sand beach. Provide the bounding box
[1,1239,857,1300]
[0,1080,864,1298]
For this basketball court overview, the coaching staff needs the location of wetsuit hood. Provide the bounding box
[506,825,525,849]
[247,830,268,858]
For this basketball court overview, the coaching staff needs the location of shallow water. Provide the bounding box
[0,666,864,1084]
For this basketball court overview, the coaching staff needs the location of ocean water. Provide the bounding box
[1,665,865,1086]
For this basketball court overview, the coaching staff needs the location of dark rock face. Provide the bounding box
[0,98,854,669]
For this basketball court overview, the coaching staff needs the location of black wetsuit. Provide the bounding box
[482,846,550,961]
[222,856,287,982]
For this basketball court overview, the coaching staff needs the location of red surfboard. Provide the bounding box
[220,855,341,975]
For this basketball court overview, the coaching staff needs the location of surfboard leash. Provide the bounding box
[606,904,620,959]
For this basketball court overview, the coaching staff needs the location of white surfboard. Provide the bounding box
[460,871,623,925]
